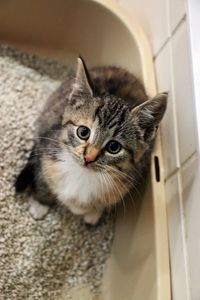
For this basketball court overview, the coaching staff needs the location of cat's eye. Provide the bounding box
[106,140,121,154]
[77,126,90,140]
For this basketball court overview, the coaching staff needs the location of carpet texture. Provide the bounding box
[0,45,114,300]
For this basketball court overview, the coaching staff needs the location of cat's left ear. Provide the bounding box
[70,57,94,99]
[131,92,167,142]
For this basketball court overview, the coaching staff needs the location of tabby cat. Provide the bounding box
[15,57,167,225]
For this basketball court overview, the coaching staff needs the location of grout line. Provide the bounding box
[164,168,179,183]
[164,151,197,182]
[180,151,197,167]
[154,14,187,61]
[171,14,187,36]
[153,37,170,61]
[154,0,170,61]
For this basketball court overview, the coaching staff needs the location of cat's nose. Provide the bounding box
[84,154,95,163]
[84,146,100,164]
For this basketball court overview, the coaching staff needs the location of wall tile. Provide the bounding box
[168,0,186,32]
[118,0,169,55]
[181,155,200,300]
[187,1,200,150]
[155,43,179,178]
[171,21,196,164]
[165,173,189,300]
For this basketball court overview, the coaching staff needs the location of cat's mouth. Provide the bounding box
[84,161,97,170]
[71,152,98,171]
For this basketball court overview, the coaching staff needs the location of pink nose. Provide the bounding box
[84,154,94,163]
[84,146,100,164]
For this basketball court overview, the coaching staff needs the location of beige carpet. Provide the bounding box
[0,45,114,300]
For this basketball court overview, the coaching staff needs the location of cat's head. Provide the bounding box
[58,58,167,204]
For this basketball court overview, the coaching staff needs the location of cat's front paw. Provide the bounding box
[84,210,103,225]
[28,196,50,220]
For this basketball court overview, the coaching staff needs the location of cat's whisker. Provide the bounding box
[29,152,59,158]
[112,174,137,213]
[100,173,109,205]
[35,147,60,151]
[110,167,142,201]
[107,172,126,216]
[102,165,139,213]
[102,172,116,207]
[97,164,127,211]
[106,165,136,184]
[103,170,126,215]
[31,155,65,163]
[103,172,115,207]
[105,166,136,190]
[34,136,61,144]
[99,172,110,206]
[105,165,133,180]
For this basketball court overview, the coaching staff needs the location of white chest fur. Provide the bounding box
[52,151,104,211]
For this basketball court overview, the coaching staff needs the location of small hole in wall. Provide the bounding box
[154,156,160,182]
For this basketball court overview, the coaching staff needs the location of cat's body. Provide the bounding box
[15,58,167,224]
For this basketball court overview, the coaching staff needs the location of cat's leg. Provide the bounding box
[69,205,88,215]
[27,175,56,220]
[28,196,50,220]
[15,147,35,193]
[84,209,103,225]
[68,204,103,224]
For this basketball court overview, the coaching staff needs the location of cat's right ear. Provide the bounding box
[130,92,167,143]
[69,57,94,99]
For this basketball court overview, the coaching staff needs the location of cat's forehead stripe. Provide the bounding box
[96,99,128,131]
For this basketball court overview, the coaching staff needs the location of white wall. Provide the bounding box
[115,0,200,299]
[187,0,200,151]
